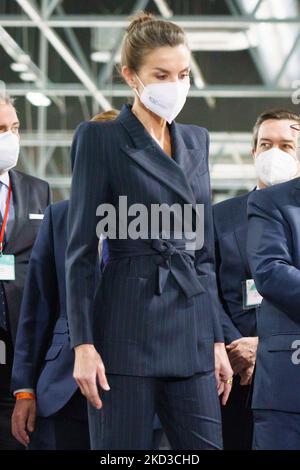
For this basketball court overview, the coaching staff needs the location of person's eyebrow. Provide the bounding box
[152,67,190,73]
[12,121,20,126]
[259,138,295,144]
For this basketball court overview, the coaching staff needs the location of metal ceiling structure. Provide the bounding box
[0,0,299,201]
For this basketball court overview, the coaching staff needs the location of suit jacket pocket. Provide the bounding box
[28,220,43,227]
[263,334,300,410]
[267,333,300,352]
[95,276,150,345]
[53,317,69,334]
[45,344,64,361]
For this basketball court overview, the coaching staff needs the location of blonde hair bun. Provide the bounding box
[126,11,154,34]
[119,10,188,74]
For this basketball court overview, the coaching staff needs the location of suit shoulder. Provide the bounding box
[178,123,208,140]
[247,181,299,223]
[75,119,120,136]
[50,199,69,217]
[185,123,208,135]
[71,120,120,172]
[12,170,49,189]
[177,124,209,156]
[248,179,296,207]
[213,192,250,237]
[214,192,249,217]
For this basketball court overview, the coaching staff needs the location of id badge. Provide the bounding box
[242,279,262,310]
[0,254,15,280]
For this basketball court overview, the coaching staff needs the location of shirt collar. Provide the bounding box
[0,171,10,188]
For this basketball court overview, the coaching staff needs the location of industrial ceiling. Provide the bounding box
[0,0,299,201]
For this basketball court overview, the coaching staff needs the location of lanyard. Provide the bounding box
[0,182,12,255]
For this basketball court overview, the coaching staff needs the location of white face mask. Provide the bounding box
[254,147,298,187]
[134,74,190,124]
[0,131,19,174]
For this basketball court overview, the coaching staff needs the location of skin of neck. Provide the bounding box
[131,97,169,143]
[257,178,267,190]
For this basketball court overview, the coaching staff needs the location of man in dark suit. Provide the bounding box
[214,109,300,449]
[214,193,256,449]
[247,122,300,450]
[0,94,50,449]
[11,201,90,450]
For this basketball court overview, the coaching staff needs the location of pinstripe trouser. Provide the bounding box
[88,369,223,450]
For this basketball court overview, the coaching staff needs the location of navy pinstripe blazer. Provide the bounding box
[66,103,224,378]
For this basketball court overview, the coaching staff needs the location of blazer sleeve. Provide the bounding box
[11,205,58,391]
[247,189,300,317]
[194,129,225,343]
[66,121,110,348]
[214,224,243,344]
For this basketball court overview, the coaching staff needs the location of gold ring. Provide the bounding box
[222,378,233,385]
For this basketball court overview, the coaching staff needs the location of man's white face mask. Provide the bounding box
[254,147,298,187]
[134,74,190,124]
[0,131,20,174]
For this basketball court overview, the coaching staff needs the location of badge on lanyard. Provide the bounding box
[242,279,262,310]
[0,182,15,281]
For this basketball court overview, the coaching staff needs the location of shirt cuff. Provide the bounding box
[13,388,35,396]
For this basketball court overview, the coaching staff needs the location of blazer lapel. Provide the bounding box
[293,177,300,205]
[233,190,255,275]
[5,170,29,253]
[169,119,205,183]
[117,104,203,215]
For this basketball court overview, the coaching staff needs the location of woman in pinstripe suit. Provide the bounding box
[66,11,232,450]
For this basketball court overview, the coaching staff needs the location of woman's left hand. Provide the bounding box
[214,342,233,406]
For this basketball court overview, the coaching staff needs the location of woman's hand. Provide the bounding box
[214,342,233,406]
[74,344,110,409]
